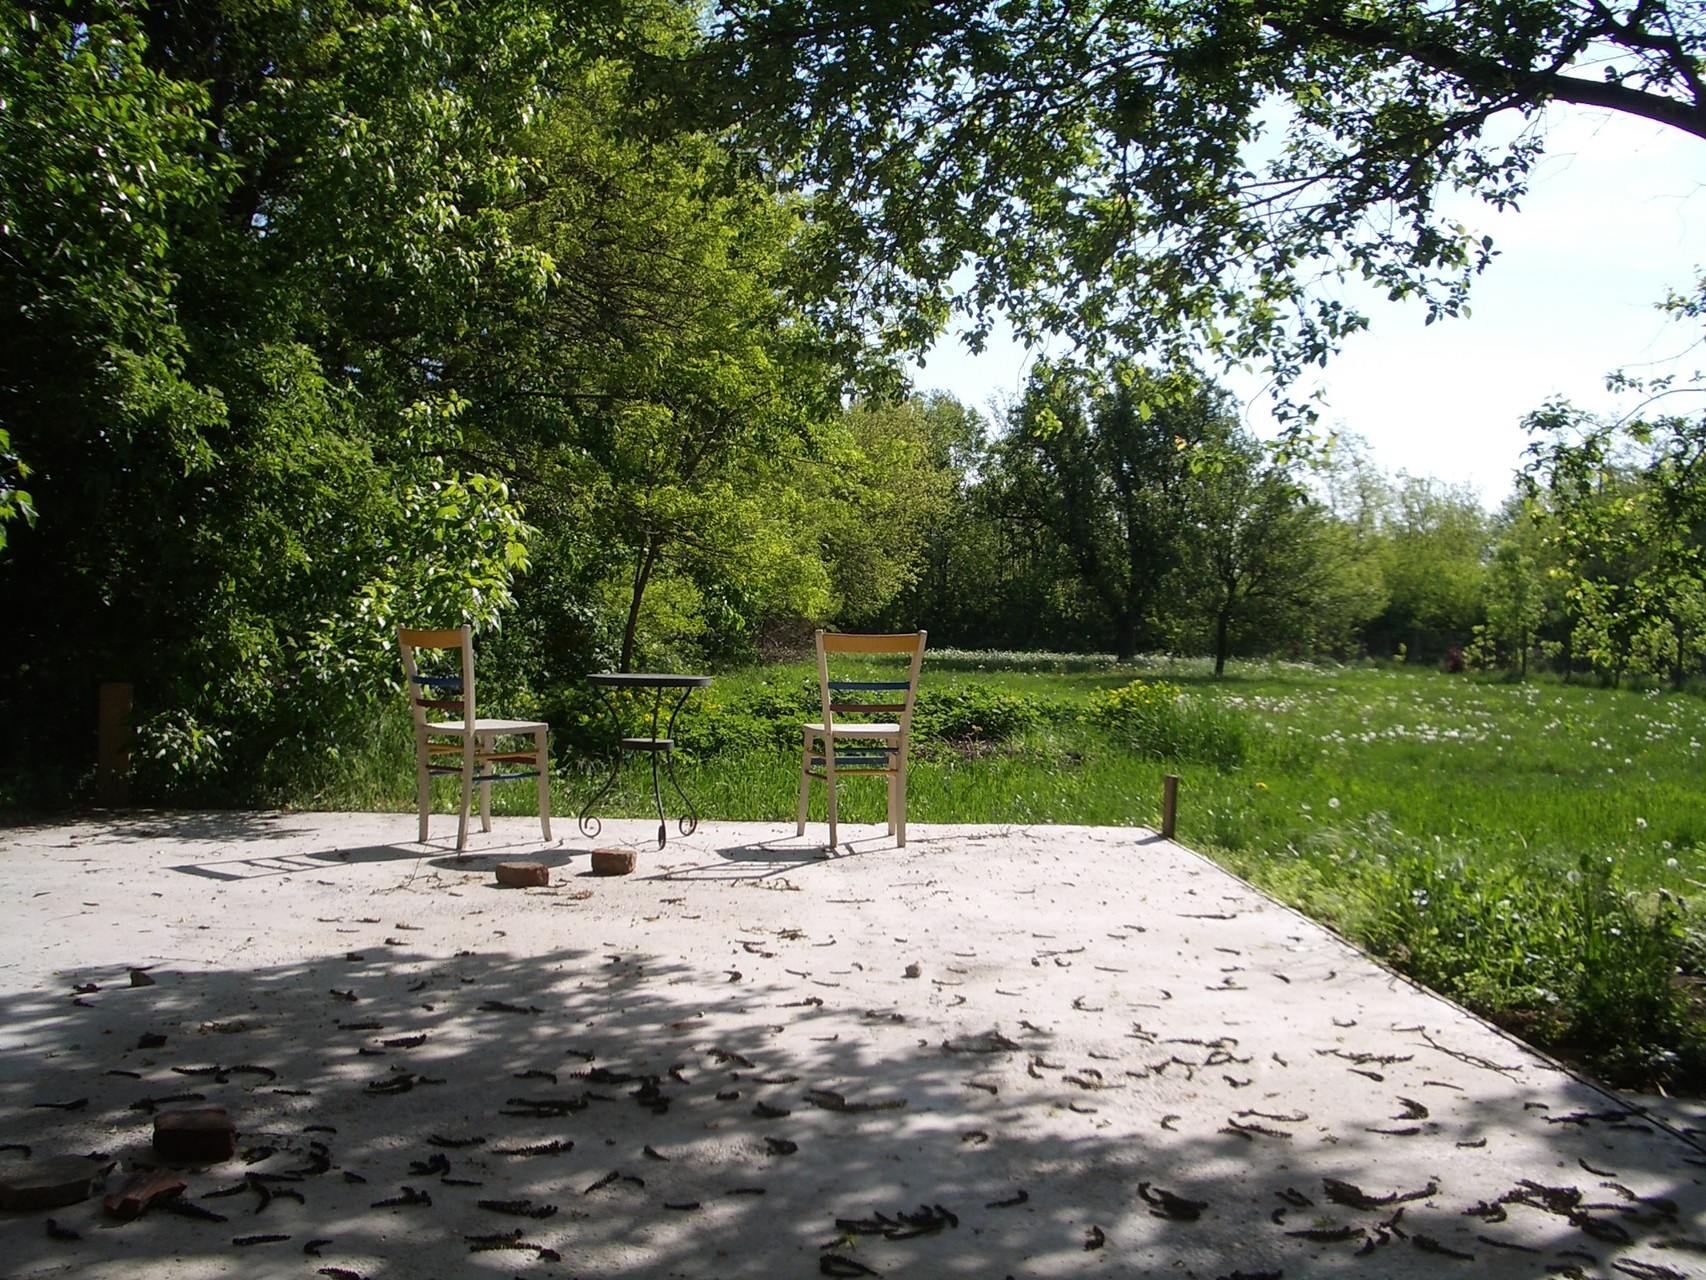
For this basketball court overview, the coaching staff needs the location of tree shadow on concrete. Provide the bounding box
[4,937,1706,1279]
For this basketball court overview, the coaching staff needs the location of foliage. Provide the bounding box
[912,684,1055,747]
[1467,493,1568,677]
[689,0,1705,416]
[0,1,625,800]
[1522,406,1706,687]
[1369,476,1492,659]
[1085,679,1252,767]
[813,398,967,628]
[1360,846,1702,1085]
[999,362,1250,658]
[471,62,853,676]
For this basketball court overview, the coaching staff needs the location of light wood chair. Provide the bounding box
[797,630,927,850]
[397,626,552,852]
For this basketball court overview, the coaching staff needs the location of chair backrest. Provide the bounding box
[814,630,927,733]
[398,626,476,731]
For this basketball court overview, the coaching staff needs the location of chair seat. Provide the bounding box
[426,717,549,735]
[804,721,901,737]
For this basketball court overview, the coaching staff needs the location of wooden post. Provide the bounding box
[1160,773,1179,840]
[97,682,133,808]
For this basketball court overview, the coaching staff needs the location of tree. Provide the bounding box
[0,2,625,800]
[1473,495,1567,676]
[1173,435,1333,675]
[1523,406,1706,686]
[807,397,964,629]
[687,1,1704,408]
[1368,476,1491,660]
[450,61,854,676]
[999,363,1245,659]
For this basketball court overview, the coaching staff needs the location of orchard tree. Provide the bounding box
[1173,435,1334,675]
[1524,406,1706,686]
[1370,476,1492,660]
[999,363,1245,659]
[1473,495,1568,677]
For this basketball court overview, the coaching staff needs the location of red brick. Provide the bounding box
[591,848,636,875]
[103,1167,187,1219]
[495,861,549,888]
[153,1108,236,1163]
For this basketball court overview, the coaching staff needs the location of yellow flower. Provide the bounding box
[1255,781,1269,791]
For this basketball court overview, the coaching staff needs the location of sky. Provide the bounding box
[905,107,1706,507]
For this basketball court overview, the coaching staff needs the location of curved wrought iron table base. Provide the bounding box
[578,674,710,848]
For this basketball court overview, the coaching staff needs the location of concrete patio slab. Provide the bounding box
[1,812,1702,1279]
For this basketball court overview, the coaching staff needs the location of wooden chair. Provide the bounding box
[397,626,552,852]
[797,630,927,850]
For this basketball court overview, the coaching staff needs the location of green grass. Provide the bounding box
[298,654,1706,1091]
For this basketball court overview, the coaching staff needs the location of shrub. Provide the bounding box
[911,685,1054,746]
[675,681,818,756]
[1357,844,1705,1090]
[1086,679,1251,768]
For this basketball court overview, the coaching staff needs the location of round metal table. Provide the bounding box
[577,673,712,848]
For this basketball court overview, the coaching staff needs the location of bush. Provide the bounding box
[911,685,1055,746]
[1357,844,1706,1090]
[1086,679,1252,768]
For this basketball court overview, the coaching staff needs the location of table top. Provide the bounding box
[586,672,712,689]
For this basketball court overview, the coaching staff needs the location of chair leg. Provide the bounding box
[825,760,838,852]
[895,764,908,848]
[457,760,473,853]
[417,760,431,843]
[535,728,552,842]
[478,733,494,834]
[796,731,813,836]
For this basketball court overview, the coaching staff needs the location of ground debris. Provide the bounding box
[477,1197,557,1219]
[835,1203,958,1240]
[1322,1177,1437,1211]
[1140,1182,1208,1221]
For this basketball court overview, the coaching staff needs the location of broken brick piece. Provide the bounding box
[591,848,636,876]
[495,862,550,889]
[153,1109,236,1164]
[0,1156,114,1211]
[103,1167,187,1220]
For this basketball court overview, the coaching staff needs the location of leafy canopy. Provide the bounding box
[689,0,1705,406]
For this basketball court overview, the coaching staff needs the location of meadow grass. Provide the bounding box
[308,654,1706,1090]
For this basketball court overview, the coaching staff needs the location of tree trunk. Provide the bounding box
[619,537,662,673]
[1214,606,1231,678]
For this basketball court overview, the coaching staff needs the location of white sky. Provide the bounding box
[905,107,1706,506]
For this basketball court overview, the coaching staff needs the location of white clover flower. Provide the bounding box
[1636,817,1649,829]
[1328,797,1341,809]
